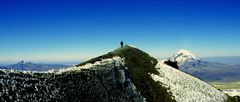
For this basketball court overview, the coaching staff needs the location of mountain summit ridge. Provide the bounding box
[0,45,236,102]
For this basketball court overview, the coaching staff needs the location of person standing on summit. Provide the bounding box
[120,41,124,47]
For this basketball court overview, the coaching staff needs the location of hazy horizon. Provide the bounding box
[1,50,240,66]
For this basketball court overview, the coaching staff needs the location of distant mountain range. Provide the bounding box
[0,60,71,71]
[203,56,240,65]
[169,49,240,82]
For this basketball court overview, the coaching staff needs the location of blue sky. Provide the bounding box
[0,0,240,64]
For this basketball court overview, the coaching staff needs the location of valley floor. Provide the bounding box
[210,82,240,97]
[222,89,240,97]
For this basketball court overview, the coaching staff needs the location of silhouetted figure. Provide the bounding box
[120,41,124,47]
[164,60,179,69]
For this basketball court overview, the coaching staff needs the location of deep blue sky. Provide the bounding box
[0,0,240,64]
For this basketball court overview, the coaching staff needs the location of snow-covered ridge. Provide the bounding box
[53,56,124,74]
[0,56,146,101]
[0,56,124,75]
[151,60,228,102]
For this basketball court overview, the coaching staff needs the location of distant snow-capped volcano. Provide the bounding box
[169,49,202,67]
[168,49,240,82]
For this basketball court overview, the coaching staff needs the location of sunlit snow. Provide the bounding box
[48,56,125,74]
[151,60,228,102]
[0,56,124,75]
